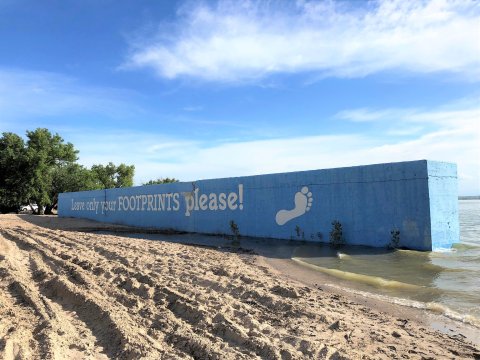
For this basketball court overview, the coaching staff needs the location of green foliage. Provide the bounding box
[0,129,78,214]
[0,128,137,214]
[143,177,179,185]
[389,229,400,249]
[294,225,305,240]
[229,220,240,237]
[0,133,30,212]
[25,129,78,214]
[91,162,135,189]
[329,220,345,247]
[229,220,240,241]
[49,163,101,207]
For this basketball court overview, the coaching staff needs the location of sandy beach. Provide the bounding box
[0,214,478,359]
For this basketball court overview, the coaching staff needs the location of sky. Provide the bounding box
[0,0,479,195]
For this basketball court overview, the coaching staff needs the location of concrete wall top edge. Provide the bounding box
[426,161,457,178]
[59,160,445,197]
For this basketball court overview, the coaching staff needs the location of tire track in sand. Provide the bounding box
[5,228,302,358]
[45,231,312,355]
[4,228,251,359]
[10,229,252,359]
[55,231,339,358]
[0,234,41,360]
[0,231,107,359]
[41,230,328,358]
[0,229,168,359]
[2,215,478,360]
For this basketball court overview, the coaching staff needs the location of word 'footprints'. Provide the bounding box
[275,186,313,226]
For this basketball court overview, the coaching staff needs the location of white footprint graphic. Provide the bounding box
[275,186,313,226]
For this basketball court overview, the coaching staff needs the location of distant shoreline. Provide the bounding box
[459,196,480,200]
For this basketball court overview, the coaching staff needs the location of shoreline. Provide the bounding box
[9,214,480,340]
[9,214,480,343]
[1,214,478,358]
[261,255,480,347]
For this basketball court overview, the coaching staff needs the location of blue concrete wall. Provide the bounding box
[427,162,460,249]
[58,160,459,251]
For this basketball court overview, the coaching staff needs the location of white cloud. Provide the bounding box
[336,108,416,122]
[386,126,424,136]
[0,68,246,137]
[71,101,480,195]
[338,104,479,119]
[335,102,480,130]
[76,132,371,183]
[2,70,476,195]
[333,103,479,193]
[183,105,203,112]
[0,68,144,127]
[124,0,480,82]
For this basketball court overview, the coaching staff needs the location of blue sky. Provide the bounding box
[0,0,479,194]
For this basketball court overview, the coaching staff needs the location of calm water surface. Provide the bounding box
[295,200,480,326]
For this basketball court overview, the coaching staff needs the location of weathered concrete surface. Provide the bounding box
[59,160,459,251]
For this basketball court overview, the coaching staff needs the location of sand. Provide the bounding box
[0,214,478,359]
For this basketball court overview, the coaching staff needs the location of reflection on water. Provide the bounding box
[295,200,480,326]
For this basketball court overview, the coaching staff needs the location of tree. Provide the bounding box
[48,163,101,213]
[0,133,30,213]
[91,162,135,189]
[25,129,78,214]
[143,177,179,185]
[0,128,136,215]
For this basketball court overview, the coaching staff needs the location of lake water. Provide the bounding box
[294,200,480,328]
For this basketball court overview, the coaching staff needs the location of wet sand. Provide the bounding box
[0,214,478,359]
